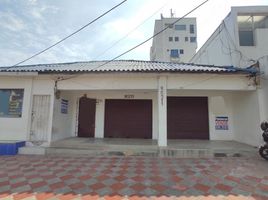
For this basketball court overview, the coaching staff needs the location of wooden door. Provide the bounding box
[78,97,96,137]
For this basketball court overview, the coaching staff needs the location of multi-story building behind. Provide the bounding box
[191,6,268,68]
[150,14,197,63]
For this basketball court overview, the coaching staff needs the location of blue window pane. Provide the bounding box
[170,49,179,57]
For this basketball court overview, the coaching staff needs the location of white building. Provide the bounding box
[0,60,259,149]
[150,14,197,63]
[191,6,268,135]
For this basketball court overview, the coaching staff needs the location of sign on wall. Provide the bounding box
[61,99,68,114]
[0,89,24,118]
[215,116,229,130]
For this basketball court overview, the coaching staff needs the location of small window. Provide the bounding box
[0,89,24,118]
[190,37,196,43]
[169,37,173,42]
[190,24,195,34]
[170,49,179,58]
[165,23,173,28]
[185,37,188,42]
[237,15,254,46]
[175,24,186,30]
[175,37,179,41]
[239,30,254,46]
[180,49,184,54]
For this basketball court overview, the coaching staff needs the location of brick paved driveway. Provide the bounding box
[0,155,267,200]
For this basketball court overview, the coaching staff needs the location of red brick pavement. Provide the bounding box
[0,155,267,199]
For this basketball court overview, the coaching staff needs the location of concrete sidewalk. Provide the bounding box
[0,155,267,199]
[37,138,258,158]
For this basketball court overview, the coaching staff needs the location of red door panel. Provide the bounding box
[104,99,152,139]
[167,97,209,139]
[78,97,96,137]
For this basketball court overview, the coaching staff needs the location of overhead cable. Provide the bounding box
[93,1,168,60]
[93,0,210,70]
[8,0,128,68]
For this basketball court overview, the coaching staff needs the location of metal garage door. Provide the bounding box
[104,99,152,139]
[167,97,209,139]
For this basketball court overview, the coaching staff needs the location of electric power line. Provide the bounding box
[92,1,168,60]
[92,0,210,70]
[7,0,128,68]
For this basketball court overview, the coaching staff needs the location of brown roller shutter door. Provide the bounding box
[167,97,209,139]
[104,99,152,139]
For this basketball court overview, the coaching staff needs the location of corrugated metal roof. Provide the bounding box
[0,60,251,74]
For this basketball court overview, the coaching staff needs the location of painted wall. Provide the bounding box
[52,89,240,142]
[57,74,253,91]
[151,17,197,63]
[0,73,257,146]
[0,76,55,143]
[51,91,74,142]
[0,77,32,141]
[232,91,261,147]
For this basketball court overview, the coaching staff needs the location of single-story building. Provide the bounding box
[0,60,260,147]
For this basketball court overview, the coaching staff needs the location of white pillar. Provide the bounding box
[158,76,167,147]
[95,98,105,138]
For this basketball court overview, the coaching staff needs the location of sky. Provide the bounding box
[0,0,268,67]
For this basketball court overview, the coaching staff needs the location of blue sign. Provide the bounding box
[0,89,24,117]
[61,99,68,114]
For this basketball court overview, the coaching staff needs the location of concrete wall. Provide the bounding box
[57,74,253,91]
[0,76,54,142]
[0,73,258,146]
[52,89,243,142]
[51,91,75,142]
[151,17,197,63]
[0,77,32,140]
[232,91,261,147]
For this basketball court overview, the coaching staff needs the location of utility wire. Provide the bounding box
[7,0,128,68]
[93,1,168,60]
[93,0,209,70]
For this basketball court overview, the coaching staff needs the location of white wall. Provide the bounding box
[52,89,242,142]
[0,77,32,141]
[0,73,258,146]
[232,91,261,146]
[0,76,55,142]
[151,17,197,63]
[51,91,74,141]
[57,74,253,91]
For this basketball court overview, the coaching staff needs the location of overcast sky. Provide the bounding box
[0,0,267,67]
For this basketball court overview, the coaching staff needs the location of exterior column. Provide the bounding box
[158,76,167,147]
